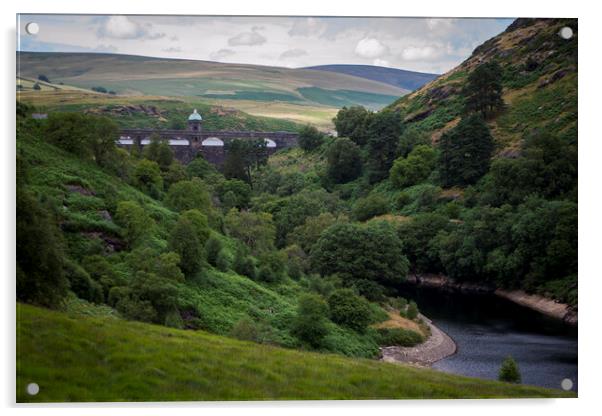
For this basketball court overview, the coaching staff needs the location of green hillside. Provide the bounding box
[17,52,404,111]
[388,18,577,153]
[16,303,571,402]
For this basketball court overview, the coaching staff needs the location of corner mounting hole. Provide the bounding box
[561,378,573,391]
[25,22,39,35]
[559,26,573,40]
[26,382,39,395]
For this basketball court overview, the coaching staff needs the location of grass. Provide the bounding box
[16,303,574,402]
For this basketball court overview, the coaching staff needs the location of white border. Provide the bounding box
[2,1,600,415]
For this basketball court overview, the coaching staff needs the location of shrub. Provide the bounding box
[327,289,372,332]
[292,294,330,348]
[233,252,257,279]
[204,236,223,266]
[216,249,231,272]
[498,356,522,383]
[230,317,261,342]
[114,201,155,247]
[169,217,202,276]
[217,179,252,209]
[406,301,419,320]
[133,159,163,197]
[351,279,386,302]
[390,145,437,189]
[224,208,275,254]
[375,328,424,347]
[256,251,287,283]
[352,193,390,221]
[64,259,103,304]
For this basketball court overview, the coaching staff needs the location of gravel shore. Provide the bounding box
[380,314,457,366]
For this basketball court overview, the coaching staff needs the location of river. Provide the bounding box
[398,286,578,392]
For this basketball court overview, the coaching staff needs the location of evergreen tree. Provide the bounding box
[498,356,521,383]
[463,62,505,119]
[439,114,494,187]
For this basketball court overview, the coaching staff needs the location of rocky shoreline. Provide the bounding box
[380,314,457,367]
[405,274,577,326]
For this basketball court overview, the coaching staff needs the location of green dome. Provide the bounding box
[188,109,202,121]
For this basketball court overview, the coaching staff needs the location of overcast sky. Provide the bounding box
[18,15,513,74]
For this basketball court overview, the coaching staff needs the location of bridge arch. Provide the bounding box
[202,137,224,147]
[264,138,277,148]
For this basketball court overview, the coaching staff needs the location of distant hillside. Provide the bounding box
[17,52,405,110]
[305,64,439,91]
[17,304,571,402]
[387,18,577,153]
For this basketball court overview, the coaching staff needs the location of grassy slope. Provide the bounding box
[387,18,577,153]
[17,52,404,111]
[16,304,572,402]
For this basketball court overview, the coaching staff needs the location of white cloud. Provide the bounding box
[162,47,182,53]
[354,38,388,59]
[228,28,267,46]
[280,48,307,59]
[373,58,390,67]
[97,16,165,40]
[288,17,325,37]
[400,45,441,61]
[210,48,236,60]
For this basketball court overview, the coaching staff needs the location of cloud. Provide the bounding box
[280,48,307,59]
[227,28,266,46]
[354,38,388,59]
[400,45,441,61]
[162,47,182,53]
[288,17,325,37]
[97,16,165,40]
[373,58,390,67]
[210,48,236,60]
[93,44,118,53]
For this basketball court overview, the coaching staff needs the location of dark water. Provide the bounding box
[397,286,578,391]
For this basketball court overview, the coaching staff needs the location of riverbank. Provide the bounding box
[380,314,457,366]
[405,274,577,326]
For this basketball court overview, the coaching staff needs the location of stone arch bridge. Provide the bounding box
[117,109,298,165]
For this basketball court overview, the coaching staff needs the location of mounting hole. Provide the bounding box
[26,382,39,396]
[25,22,39,35]
[559,26,573,40]
[561,378,573,391]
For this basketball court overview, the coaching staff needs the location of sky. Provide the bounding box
[17,15,514,74]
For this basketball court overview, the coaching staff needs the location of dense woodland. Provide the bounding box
[16,18,577,361]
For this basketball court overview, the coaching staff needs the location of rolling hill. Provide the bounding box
[304,64,439,91]
[386,18,577,153]
[16,303,572,402]
[17,52,406,110]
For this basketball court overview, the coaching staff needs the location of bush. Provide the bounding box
[233,252,257,279]
[406,301,419,320]
[390,145,437,189]
[352,279,386,302]
[292,294,330,348]
[256,251,287,283]
[64,259,103,304]
[352,194,390,221]
[114,201,155,247]
[217,179,252,209]
[204,236,223,266]
[375,328,424,347]
[230,317,261,342]
[328,289,372,332]
[133,159,163,198]
[498,356,521,383]
[169,216,202,277]
[216,249,231,272]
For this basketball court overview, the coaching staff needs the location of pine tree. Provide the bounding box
[439,114,494,187]
[463,62,505,119]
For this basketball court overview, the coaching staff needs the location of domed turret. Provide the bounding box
[187,109,202,132]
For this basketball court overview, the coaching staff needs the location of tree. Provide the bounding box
[397,213,450,273]
[287,212,341,254]
[16,189,68,307]
[327,289,372,332]
[498,356,521,383]
[168,216,202,277]
[179,209,211,247]
[390,145,437,189]
[223,139,268,185]
[32,82,41,90]
[256,251,287,283]
[333,106,371,146]
[292,294,330,348]
[224,209,276,254]
[44,112,93,158]
[352,193,389,221]
[398,126,431,158]
[88,116,119,167]
[165,178,211,213]
[311,222,408,285]
[133,159,163,197]
[406,301,419,320]
[217,179,252,210]
[114,201,155,247]
[326,138,362,184]
[144,134,173,170]
[463,62,505,119]
[38,74,50,82]
[439,114,494,187]
[204,236,223,267]
[298,125,325,152]
[162,161,188,190]
[187,156,218,179]
[364,110,404,183]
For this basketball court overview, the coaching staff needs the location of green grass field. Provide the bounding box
[16,303,574,402]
